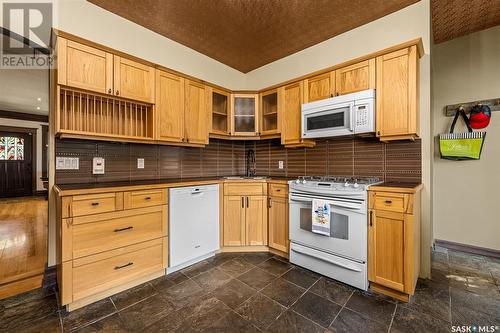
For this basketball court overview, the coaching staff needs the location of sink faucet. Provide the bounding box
[246,149,256,177]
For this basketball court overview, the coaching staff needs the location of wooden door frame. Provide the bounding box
[0,125,38,195]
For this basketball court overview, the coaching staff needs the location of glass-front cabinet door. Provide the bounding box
[231,94,259,136]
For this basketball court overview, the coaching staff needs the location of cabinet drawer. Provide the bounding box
[224,183,265,196]
[71,205,167,259]
[373,193,406,213]
[72,238,166,301]
[72,193,122,217]
[124,189,167,209]
[269,184,288,197]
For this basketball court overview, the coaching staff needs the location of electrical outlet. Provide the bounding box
[92,157,105,175]
[56,157,79,170]
[137,158,144,169]
[278,160,284,169]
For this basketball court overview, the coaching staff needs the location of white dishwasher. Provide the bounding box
[168,184,219,272]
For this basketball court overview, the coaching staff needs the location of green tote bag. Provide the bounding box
[439,109,486,160]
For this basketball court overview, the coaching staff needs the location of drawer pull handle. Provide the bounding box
[276,189,281,192]
[114,262,133,270]
[385,200,392,204]
[91,202,99,206]
[114,226,133,233]
[145,197,151,200]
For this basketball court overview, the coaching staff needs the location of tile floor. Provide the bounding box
[1,248,499,333]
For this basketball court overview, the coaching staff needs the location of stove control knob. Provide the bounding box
[344,182,350,187]
[353,182,359,188]
[295,179,300,184]
[302,179,307,184]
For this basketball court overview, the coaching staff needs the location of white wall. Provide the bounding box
[0,117,47,191]
[432,25,500,251]
[54,0,246,90]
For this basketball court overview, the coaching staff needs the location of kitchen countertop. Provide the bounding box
[54,176,294,196]
[368,182,423,193]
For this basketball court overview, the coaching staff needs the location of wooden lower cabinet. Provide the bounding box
[56,188,168,311]
[223,194,267,247]
[268,196,289,253]
[368,187,421,302]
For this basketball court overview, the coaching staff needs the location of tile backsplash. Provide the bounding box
[55,137,421,185]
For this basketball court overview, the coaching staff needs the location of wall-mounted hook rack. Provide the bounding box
[445,97,500,116]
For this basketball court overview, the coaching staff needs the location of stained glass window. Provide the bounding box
[0,137,24,160]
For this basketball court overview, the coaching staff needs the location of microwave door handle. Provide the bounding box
[291,245,362,272]
[349,103,355,132]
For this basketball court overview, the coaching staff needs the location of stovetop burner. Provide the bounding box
[295,176,380,185]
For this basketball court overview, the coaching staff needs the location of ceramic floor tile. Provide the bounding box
[291,291,342,328]
[239,252,275,265]
[328,308,388,333]
[212,278,257,309]
[191,267,232,291]
[390,305,451,333]
[264,310,324,333]
[309,277,354,306]
[345,290,396,326]
[236,293,285,330]
[13,313,62,333]
[203,311,261,333]
[400,278,451,322]
[150,271,189,291]
[173,298,231,333]
[450,287,500,326]
[237,267,277,290]
[118,294,174,331]
[261,278,305,307]
[111,282,157,310]
[76,314,128,333]
[61,298,116,332]
[180,260,216,278]
[159,278,208,310]
[218,258,255,277]
[0,293,59,332]
[258,258,293,276]
[281,266,321,289]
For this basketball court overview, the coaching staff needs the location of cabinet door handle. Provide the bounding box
[246,196,249,208]
[241,197,244,208]
[145,197,151,200]
[107,88,112,94]
[114,226,133,233]
[268,197,272,208]
[114,262,133,270]
[116,90,120,96]
[369,211,373,227]
[91,202,99,206]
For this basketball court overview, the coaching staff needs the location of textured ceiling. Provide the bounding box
[432,0,500,44]
[88,0,419,73]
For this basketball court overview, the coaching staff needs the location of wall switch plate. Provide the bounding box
[278,160,284,169]
[92,157,105,175]
[137,158,144,169]
[56,157,79,170]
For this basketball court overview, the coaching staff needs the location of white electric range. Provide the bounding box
[288,176,381,290]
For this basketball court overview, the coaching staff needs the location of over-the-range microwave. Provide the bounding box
[301,89,375,138]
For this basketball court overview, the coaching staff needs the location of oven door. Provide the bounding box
[302,101,354,138]
[289,193,367,262]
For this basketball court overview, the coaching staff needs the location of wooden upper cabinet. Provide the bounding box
[208,87,231,136]
[376,46,419,141]
[303,71,335,103]
[335,59,375,96]
[155,70,185,143]
[113,56,155,103]
[58,38,113,94]
[184,80,209,145]
[231,94,259,136]
[260,89,279,136]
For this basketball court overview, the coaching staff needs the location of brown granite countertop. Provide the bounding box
[368,182,423,193]
[54,176,294,196]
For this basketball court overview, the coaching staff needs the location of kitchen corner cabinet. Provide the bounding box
[303,71,336,103]
[207,87,231,136]
[57,37,155,104]
[335,59,375,96]
[155,70,209,145]
[376,46,419,141]
[278,82,315,148]
[268,184,289,254]
[223,183,267,247]
[231,94,259,136]
[260,89,279,136]
[368,187,421,302]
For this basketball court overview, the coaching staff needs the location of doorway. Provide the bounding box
[0,127,36,198]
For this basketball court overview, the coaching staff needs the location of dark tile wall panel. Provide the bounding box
[55,137,422,185]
